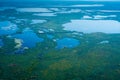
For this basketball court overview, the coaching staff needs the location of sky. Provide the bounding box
[0,0,120,2]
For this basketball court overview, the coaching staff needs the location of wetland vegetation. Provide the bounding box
[0,1,120,80]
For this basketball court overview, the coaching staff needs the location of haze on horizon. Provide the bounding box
[0,0,120,2]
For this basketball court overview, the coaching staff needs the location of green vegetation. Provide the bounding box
[0,9,120,80]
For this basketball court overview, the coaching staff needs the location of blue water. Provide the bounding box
[13,28,44,48]
[0,21,18,36]
[56,38,79,49]
[0,39,3,47]
[63,20,120,34]
[0,1,120,10]
[47,34,54,39]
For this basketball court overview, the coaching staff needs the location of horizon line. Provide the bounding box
[0,0,120,2]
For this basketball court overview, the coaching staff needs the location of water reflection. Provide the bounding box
[0,21,18,36]
[63,20,120,34]
[56,38,79,49]
[13,28,44,48]
[47,34,54,39]
[0,39,3,47]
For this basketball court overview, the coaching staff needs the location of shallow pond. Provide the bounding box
[63,20,120,34]
[0,39,3,47]
[17,8,52,12]
[47,34,54,39]
[33,13,56,16]
[31,20,47,24]
[56,38,79,49]
[0,21,18,36]
[13,28,44,48]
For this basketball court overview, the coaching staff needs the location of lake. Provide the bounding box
[63,20,120,34]
[56,38,79,49]
[0,39,3,47]
[13,28,44,48]
[0,21,18,36]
